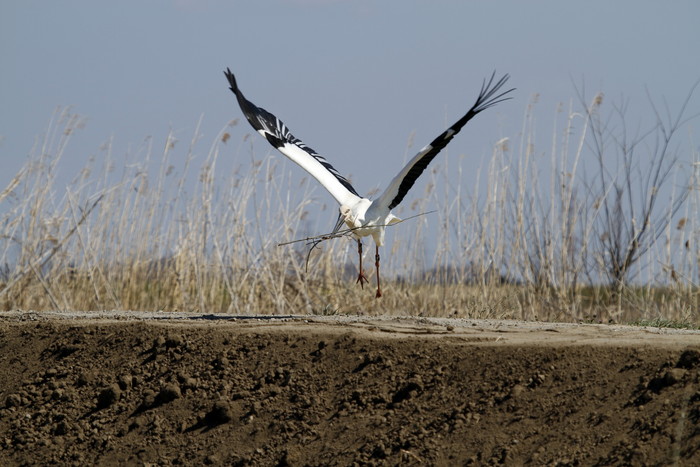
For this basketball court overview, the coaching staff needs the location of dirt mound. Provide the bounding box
[1,313,699,465]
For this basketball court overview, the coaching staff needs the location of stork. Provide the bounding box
[224,68,513,297]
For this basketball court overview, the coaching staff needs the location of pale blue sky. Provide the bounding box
[2,0,699,200]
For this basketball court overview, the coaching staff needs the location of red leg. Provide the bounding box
[375,245,382,298]
[356,240,369,288]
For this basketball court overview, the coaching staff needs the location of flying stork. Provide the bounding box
[224,68,513,298]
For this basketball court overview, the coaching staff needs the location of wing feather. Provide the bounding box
[224,69,361,207]
[375,72,514,211]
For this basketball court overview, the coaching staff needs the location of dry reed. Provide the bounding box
[1,91,698,324]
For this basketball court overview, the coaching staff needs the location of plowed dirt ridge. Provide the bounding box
[1,312,699,465]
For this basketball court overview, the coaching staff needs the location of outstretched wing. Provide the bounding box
[374,72,514,211]
[224,68,361,207]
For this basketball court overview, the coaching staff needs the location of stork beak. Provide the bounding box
[332,212,346,235]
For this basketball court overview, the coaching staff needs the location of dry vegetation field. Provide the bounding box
[1,88,698,325]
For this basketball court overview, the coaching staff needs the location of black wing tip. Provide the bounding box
[223,67,239,93]
[474,71,515,112]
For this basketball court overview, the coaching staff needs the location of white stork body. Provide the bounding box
[224,68,513,297]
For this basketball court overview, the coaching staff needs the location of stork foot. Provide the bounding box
[356,271,369,288]
[355,240,369,289]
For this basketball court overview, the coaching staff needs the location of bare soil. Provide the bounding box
[1,311,699,466]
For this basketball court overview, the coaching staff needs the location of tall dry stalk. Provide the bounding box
[1,88,698,324]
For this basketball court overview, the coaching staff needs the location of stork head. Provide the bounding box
[339,205,351,219]
[338,204,357,230]
[332,205,352,235]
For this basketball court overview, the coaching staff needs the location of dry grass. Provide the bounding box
[1,93,698,324]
